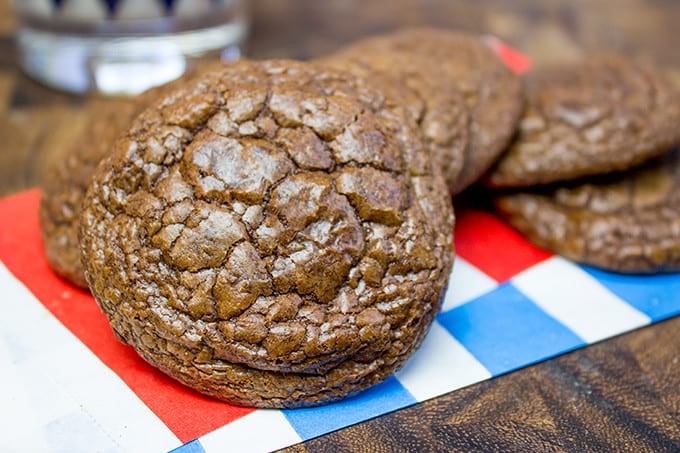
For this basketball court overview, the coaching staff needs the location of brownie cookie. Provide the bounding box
[340,28,523,194]
[80,60,454,408]
[322,42,471,196]
[486,56,680,188]
[39,98,139,288]
[495,148,680,273]
[40,63,223,288]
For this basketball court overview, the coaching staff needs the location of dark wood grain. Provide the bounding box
[0,1,679,451]
[281,316,680,453]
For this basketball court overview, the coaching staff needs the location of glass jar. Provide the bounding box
[13,0,249,95]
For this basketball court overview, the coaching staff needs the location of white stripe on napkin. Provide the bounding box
[441,257,498,312]
[512,257,650,343]
[396,321,491,401]
[0,261,179,453]
[200,409,302,453]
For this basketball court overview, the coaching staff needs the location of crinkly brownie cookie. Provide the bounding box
[486,56,680,188]
[39,98,140,288]
[336,29,523,194]
[323,39,471,196]
[495,148,680,273]
[40,63,223,288]
[80,60,454,407]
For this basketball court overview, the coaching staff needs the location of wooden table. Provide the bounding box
[1,1,679,451]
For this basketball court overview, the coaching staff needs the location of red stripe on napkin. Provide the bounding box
[484,35,533,74]
[0,189,255,443]
[455,210,552,283]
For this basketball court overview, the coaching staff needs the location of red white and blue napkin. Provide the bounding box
[1,189,678,452]
[1,43,678,452]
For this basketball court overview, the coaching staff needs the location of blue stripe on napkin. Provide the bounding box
[169,439,206,453]
[437,283,586,375]
[283,376,416,441]
[581,267,680,322]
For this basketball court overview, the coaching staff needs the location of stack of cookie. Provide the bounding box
[38,28,525,408]
[323,28,524,196]
[39,28,680,408]
[487,56,680,273]
[75,59,455,408]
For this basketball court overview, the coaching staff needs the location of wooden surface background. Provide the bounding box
[0,1,679,451]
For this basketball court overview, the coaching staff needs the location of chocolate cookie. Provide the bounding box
[486,56,680,188]
[39,98,140,288]
[322,41,471,196]
[494,148,680,273]
[40,63,223,288]
[337,28,523,194]
[79,60,454,408]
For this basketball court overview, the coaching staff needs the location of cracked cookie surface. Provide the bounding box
[40,98,139,288]
[323,39,471,196]
[495,148,680,273]
[40,64,222,288]
[335,28,523,194]
[79,60,454,408]
[486,56,680,188]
